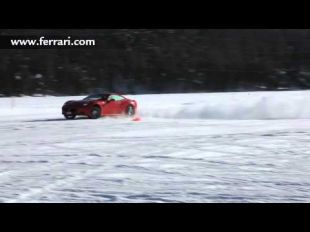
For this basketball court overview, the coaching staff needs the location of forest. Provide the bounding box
[1,29,310,96]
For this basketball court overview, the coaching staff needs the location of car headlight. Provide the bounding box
[83,103,89,106]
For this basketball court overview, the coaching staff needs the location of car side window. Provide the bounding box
[108,95,124,101]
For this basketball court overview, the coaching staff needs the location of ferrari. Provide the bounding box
[62,93,137,119]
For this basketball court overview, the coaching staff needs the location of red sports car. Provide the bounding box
[62,93,137,119]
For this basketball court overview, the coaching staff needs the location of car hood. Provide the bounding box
[64,100,90,106]
[64,99,106,107]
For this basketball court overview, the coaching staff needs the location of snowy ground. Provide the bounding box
[1,91,310,202]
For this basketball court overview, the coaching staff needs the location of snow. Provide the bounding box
[135,91,310,120]
[1,90,310,202]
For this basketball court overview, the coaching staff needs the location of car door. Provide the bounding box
[101,95,124,115]
[114,95,127,114]
[102,100,117,115]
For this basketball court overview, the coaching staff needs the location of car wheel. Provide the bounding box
[125,105,135,117]
[64,114,76,120]
[89,106,101,119]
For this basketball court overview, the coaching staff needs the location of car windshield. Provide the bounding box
[83,94,109,101]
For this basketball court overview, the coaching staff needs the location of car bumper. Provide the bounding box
[62,106,90,116]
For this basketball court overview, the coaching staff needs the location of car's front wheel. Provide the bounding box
[89,106,101,119]
[64,114,76,120]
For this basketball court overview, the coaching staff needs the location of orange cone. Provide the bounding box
[132,112,142,121]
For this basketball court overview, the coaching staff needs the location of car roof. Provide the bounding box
[90,92,118,95]
[89,93,127,98]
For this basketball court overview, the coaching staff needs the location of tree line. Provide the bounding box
[1,29,310,96]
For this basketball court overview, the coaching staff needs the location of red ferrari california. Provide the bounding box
[62,93,137,119]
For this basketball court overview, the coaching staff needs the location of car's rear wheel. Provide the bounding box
[89,106,101,119]
[64,114,76,120]
[125,105,135,117]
